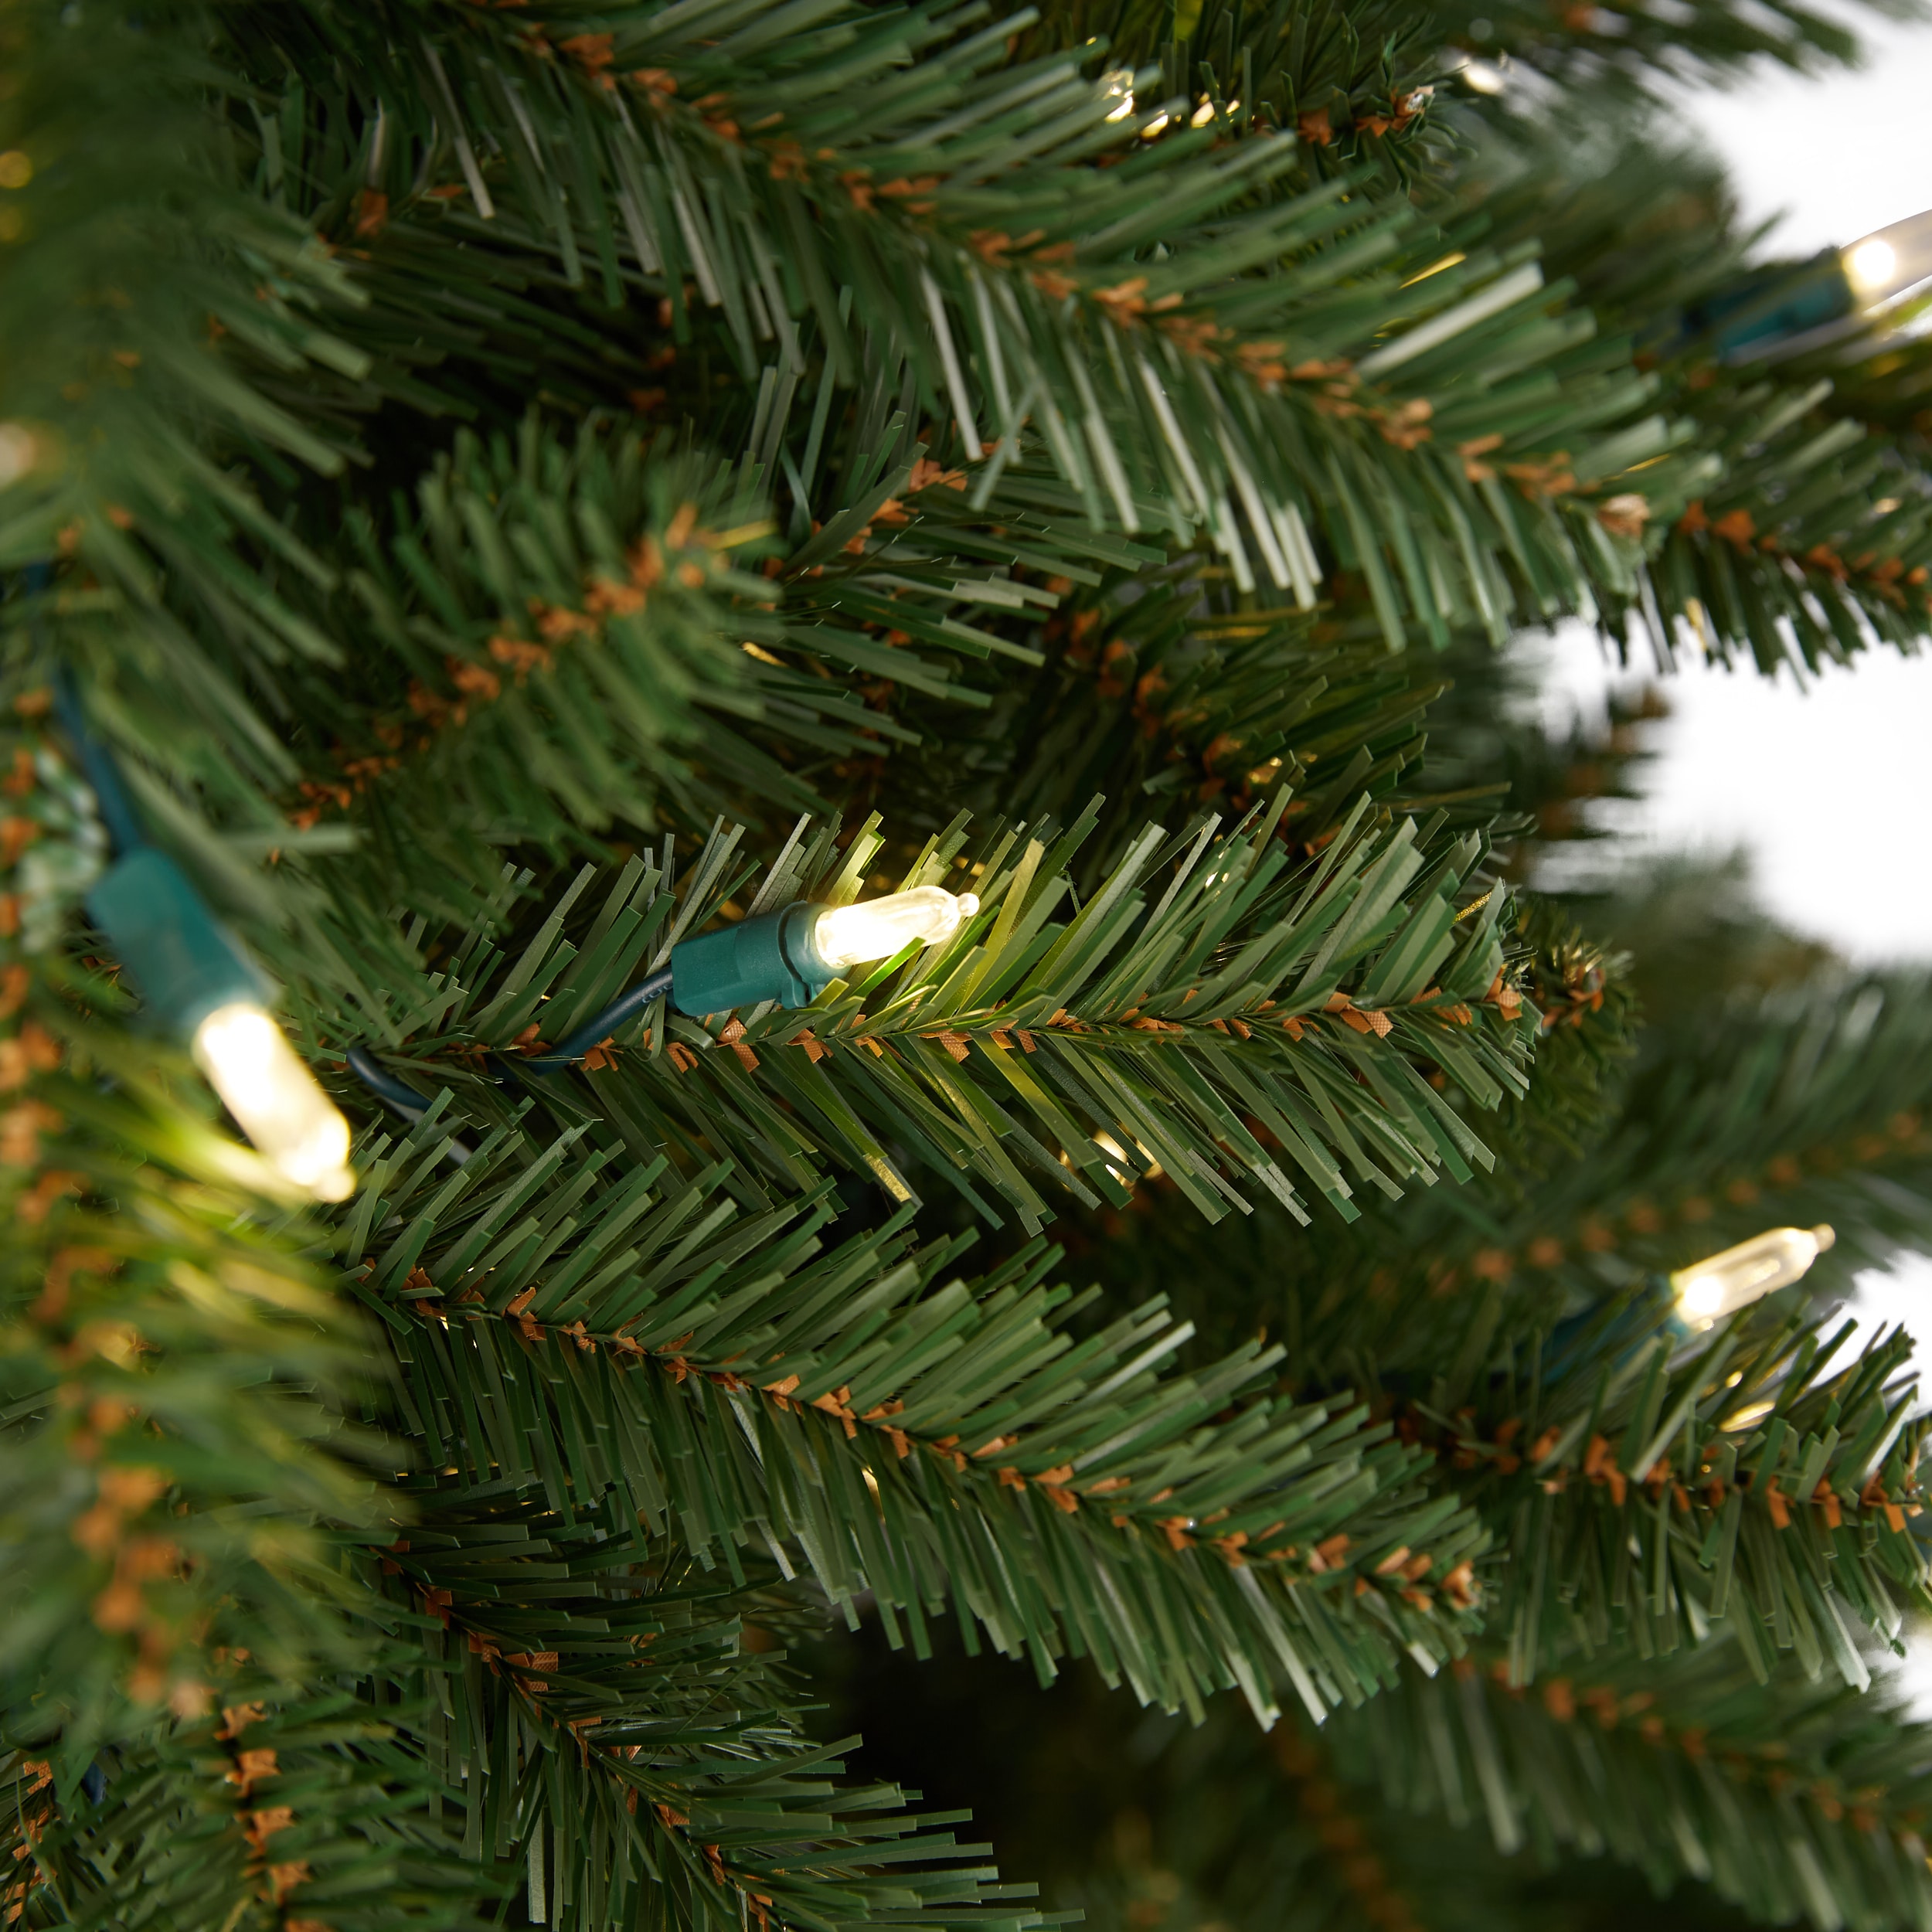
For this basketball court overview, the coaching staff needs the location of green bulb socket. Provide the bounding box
[86,848,270,1037]
[670,903,832,1015]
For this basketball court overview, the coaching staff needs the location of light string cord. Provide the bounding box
[19,563,144,859]
[15,563,118,1812]
[344,956,672,1138]
[523,964,674,1070]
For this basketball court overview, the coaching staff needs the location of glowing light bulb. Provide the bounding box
[810,887,981,971]
[1094,1131,1164,1184]
[1672,1224,1834,1327]
[1101,69,1135,120]
[1845,237,1899,296]
[193,1003,354,1201]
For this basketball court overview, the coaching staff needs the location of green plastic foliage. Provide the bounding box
[337,794,1532,1231]
[350,1097,1488,1729]
[0,1151,386,1731]
[1016,0,1437,175]
[1173,951,1932,1404]
[1013,1638,1932,1932]
[1446,967,1932,1308]
[225,0,1692,654]
[1826,321,1932,445]
[1427,0,1876,92]
[10,0,1932,1926]
[1451,1285,1930,1689]
[0,749,1506,1923]
[0,719,386,1765]
[896,574,1458,881]
[1481,901,1640,1174]
[1338,1640,1932,1930]
[1057,897,1638,1377]
[0,2,373,804]
[381,1536,1033,1932]
[822,1617,1932,1932]
[1639,375,1932,677]
[292,420,828,904]
[0,1690,494,1932]
[1452,107,1932,675]
[0,1552,1060,1932]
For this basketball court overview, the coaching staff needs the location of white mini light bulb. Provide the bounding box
[1845,238,1899,296]
[193,1002,355,1202]
[1672,1223,1835,1326]
[1840,209,1932,308]
[811,887,981,971]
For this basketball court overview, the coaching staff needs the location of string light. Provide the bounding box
[1543,1220,1841,1383]
[811,887,979,969]
[1671,1224,1835,1328]
[369,885,992,1105]
[1094,1131,1164,1185]
[1707,210,1932,361]
[45,638,355,1202]
[193,1004,354,1200]
[1845,238,1898,297]
[666,884,981,1015]
[86,845,355,1202]
[0,423,37,488]
[1839,210,1932,308]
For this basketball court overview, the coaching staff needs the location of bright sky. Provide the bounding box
[1546,17,1932,1690]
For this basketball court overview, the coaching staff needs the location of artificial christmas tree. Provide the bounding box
[3,0,1932,1927]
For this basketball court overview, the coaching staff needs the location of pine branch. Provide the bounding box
[376,1517,1034,1932]
[1074,1011,1932,1684]
[17,9,1932,1930]
[1127,953,1924,1403]
[274,417,844,917]
[1475,900,1638,1173]
[0,1,375,794]
[352,1105,1490,1726]
[1443,1282,1929,1686]
[332,800,1533,1232]
[1826,327,1932,444]
[1637,376,1932,675]
[1019,0,1440,181]
[1,0,1706,965]
[1336,1637,1932,1929]
[1423,0,1878,94]
[235,0,1697,651]
[1405,636,1666,862]
[1045,1717,1437,1932]
[1417,967,1932,1307]
[1447,104,1932,673]
[0,713,386,1755]
[1047,940,1932,1677]
[1,1683,493,1930]
[1029,1632,1932,1932]
[866,563,1456,883]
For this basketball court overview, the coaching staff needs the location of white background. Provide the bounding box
[1542,13,1932,1685]
[1547,2,1932,964]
